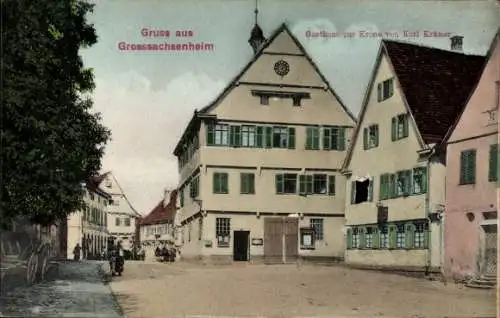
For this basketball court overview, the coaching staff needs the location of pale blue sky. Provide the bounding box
[83,0,499,214]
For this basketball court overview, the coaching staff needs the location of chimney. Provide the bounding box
[450,35,463,52]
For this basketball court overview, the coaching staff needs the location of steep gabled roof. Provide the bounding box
[173,22,356,156]
[384,40,485,143]
[86,172,111,199]
[342,39,486,170]
[105,171,141,217]
[440,28,500,148]
[140,190,178,226]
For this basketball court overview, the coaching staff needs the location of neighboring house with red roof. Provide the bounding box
[442,29,499,281]
[98,171,141,251]
[66,174,111,260]
[139,189,178,261]
[341,37,485,272]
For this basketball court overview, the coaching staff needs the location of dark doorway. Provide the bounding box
[233,230,250,261]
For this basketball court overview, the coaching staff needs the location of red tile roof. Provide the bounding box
[140,190,178,226]
[383,40,486,143]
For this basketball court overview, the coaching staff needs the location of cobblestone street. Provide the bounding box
[0,261,121,317]
[109,261,496,318]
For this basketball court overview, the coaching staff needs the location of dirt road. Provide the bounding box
[108,261,496,318]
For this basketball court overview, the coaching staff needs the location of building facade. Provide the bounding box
[443,30,499,280]
[342,39,485,272]
[174,22,356,263]
[99,171,141,251]
[139,189,178,261]
[67,176,111,260]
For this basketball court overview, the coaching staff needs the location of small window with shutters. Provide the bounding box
[305,126,320,150]
[323,126,346,151]
[377,78,394,102]
[488,144,498,182]
[391,113,409,141]
[459,149,476,185]
[363,124,379,150]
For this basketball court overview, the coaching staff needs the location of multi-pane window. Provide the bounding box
[213,172,229,194]
[414,223,426,248]
[115,217,120,226]
[351,228,360,248]
[391,114,409,141]
[412,167,427,194]
[310,218,324,241]
[216,218,231,247]
[305,126,320,150]
[205,124,231,146]
[276,174,297,194]
[396,224,405,248]
[488,144,498,182]
[260,95,269,105]
[377,78,394,102]
[240,173,255,194]
[459,149,476,185]
[380,226,389,248]
[328,175,336,196]
[272,127,289,148]
[124,217,131,227]
[313,174,328,194]
[396,170,412,196]
[299,175,313,194]
[323,127,346,151]
[365,227,373,248]
[241,126,256,147]
[190,176,199,198]
[363,124,379,150]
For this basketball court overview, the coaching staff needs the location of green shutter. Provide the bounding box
[322,127,331,150]
[306,127,313,150]
[299,175,306,194]
[388,174,396,198]
[213,173,219,193]
[256,126,263,147]
[265,127,273,148]
[391,117,397,141]
[338,127,346,150]
[379,174,386,200]
[377,83,382,102]
[421,167,428,193]
[288,127,295,149]
[328,175,335,195]
[234,126,241,147]
[249,174,255,194]
[372,227,380,249]
[388,78,394,97]
[350,181,356,204]
[373,125,379,147]
[359,227,366,249]
[276,174,283,194]
[367,178,374,201]
[469,150,476,184]
[222,173,228,193]
[206,124,215,146]
[363,128,368,150]
[229,126,235,146]
[388,224,397,249]
[346,228,353,249]
[404,223,415,249]
[306,175,313,194]
[489,144,498,181]
[402,170,411,195]
[403,114,409,137]
[240,173,246,193]
[312,127,320,150]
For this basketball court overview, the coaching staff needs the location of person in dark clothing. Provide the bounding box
[73,243,81,261]
[155,246,161,257]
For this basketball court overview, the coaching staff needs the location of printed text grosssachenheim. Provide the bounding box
[118,28,215,52]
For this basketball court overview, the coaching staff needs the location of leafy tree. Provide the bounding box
[1,0,111,229]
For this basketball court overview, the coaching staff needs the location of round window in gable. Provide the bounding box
[274,59,290,77]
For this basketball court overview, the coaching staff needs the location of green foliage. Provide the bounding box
[1,0,111,228]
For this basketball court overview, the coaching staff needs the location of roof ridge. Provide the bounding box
[382,38,485,57]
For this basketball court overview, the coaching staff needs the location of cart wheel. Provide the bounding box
[39,246,49,280]
[26,252,39,285]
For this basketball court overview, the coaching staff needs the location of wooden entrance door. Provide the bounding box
[264,217,299,264]
[483,224,497,276]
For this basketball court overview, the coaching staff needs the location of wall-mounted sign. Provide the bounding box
[300,227,315,250]
[251,238,263,246]
[204,240,213,248]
